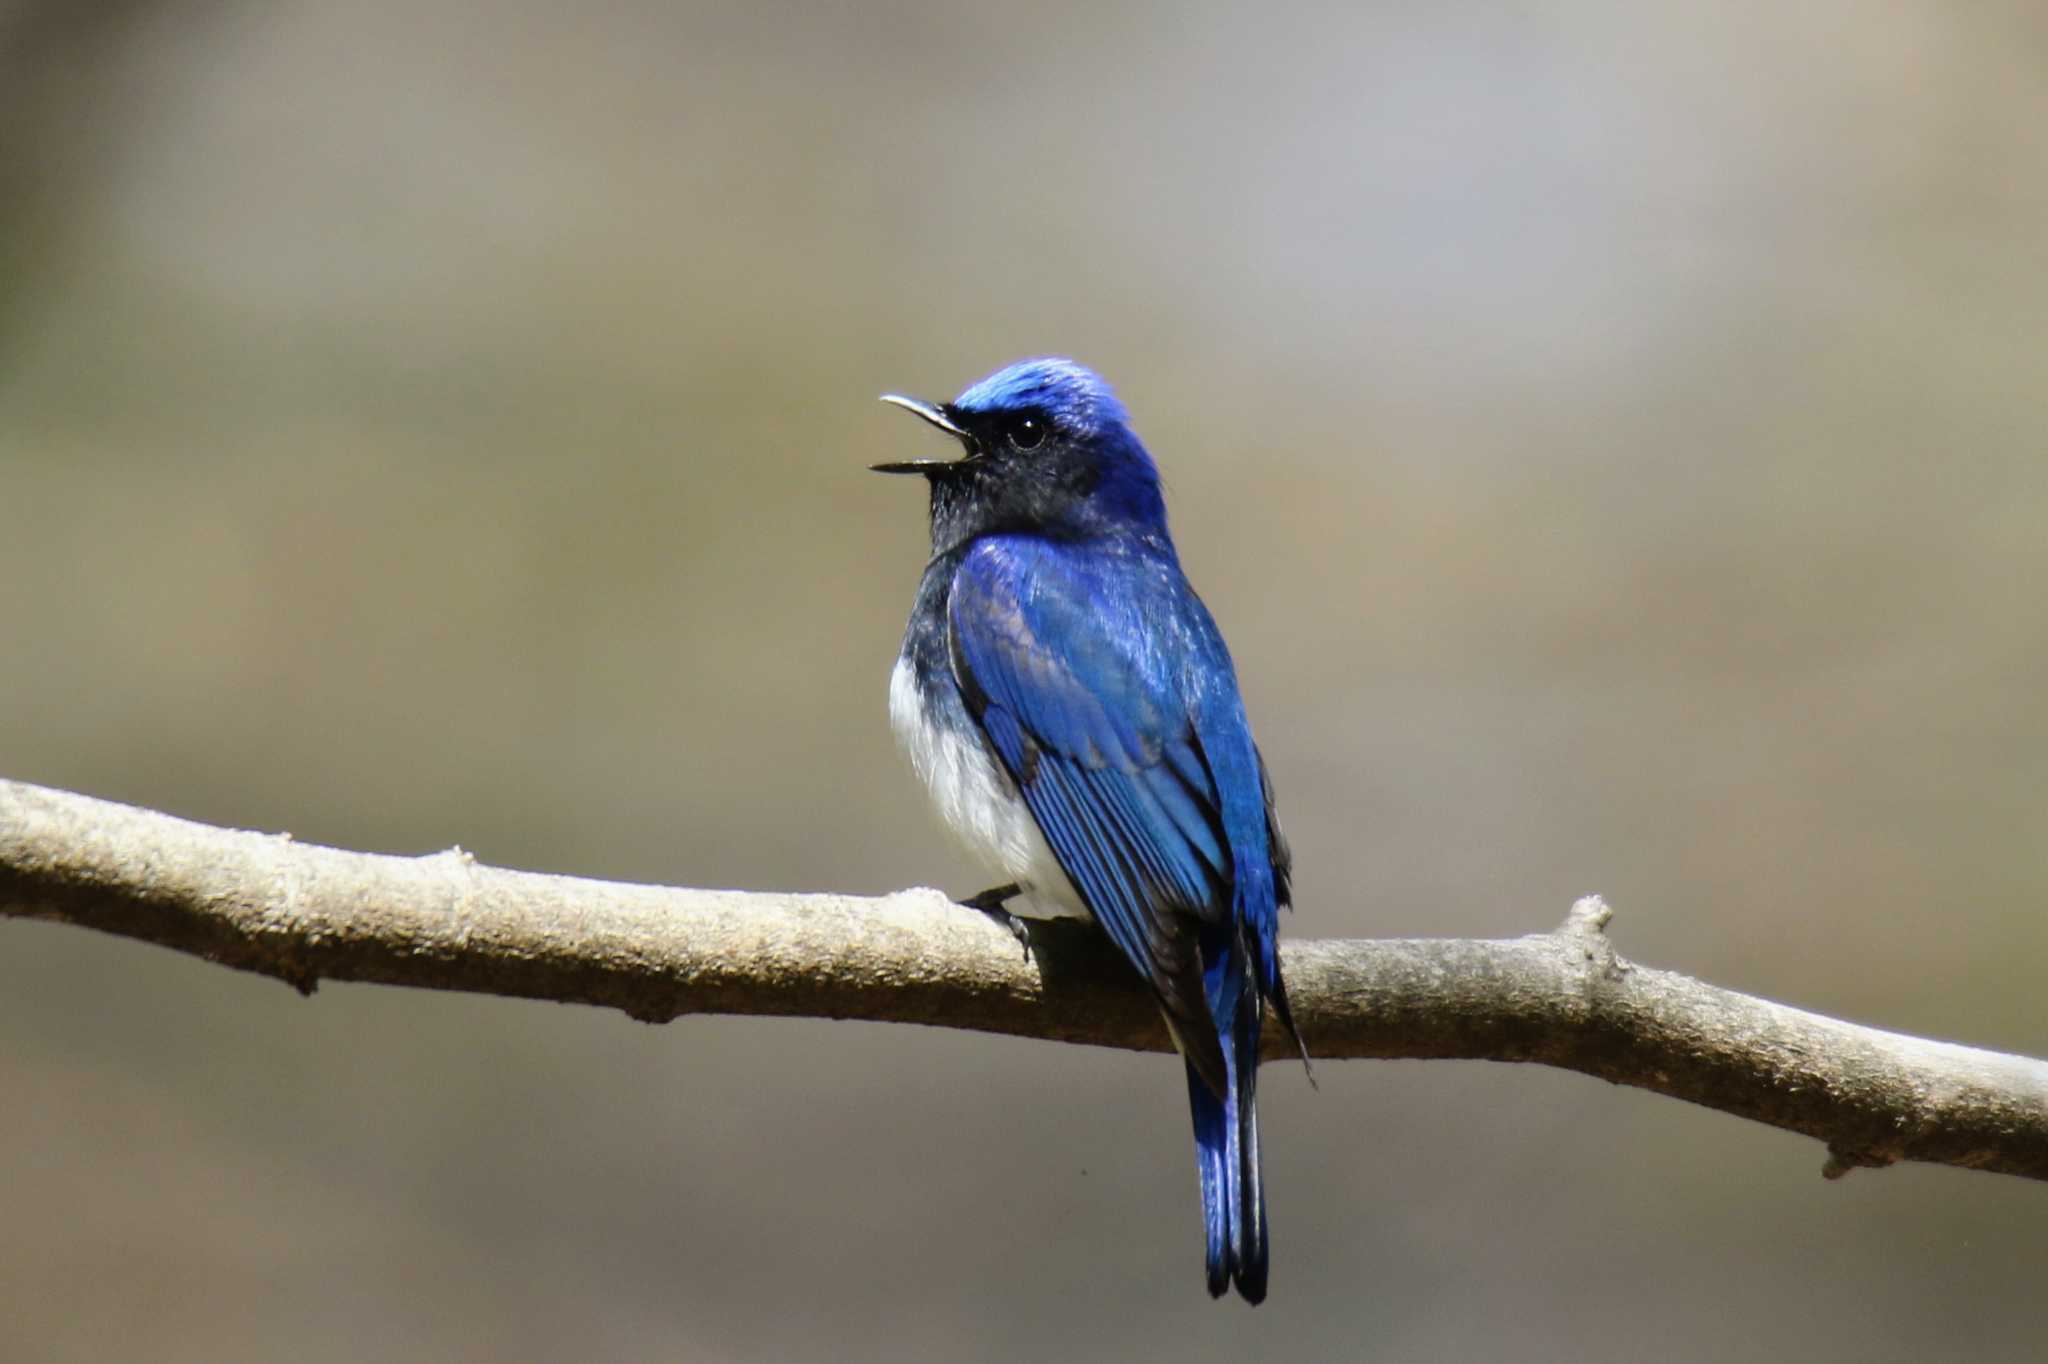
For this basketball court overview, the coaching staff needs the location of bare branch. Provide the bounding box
[4,777,2045,1181]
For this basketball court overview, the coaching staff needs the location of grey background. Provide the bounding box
[3,2,2046,1359]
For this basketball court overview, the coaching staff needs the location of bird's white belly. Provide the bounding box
[889,656,1090,920]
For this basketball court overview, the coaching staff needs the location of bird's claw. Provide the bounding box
[961,883,1033,960]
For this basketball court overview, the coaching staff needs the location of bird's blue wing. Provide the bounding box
[946,535,1284,1094]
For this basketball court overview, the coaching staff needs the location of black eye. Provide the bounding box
[1007,415,1046,450]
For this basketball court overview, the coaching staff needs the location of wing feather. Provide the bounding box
[947,537,1253,1093]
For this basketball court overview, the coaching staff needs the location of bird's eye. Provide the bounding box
[1008,416,1046,450]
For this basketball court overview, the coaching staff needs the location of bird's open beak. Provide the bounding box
[873,393,972,473]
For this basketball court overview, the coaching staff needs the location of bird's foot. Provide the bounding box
[960,883,1032,959]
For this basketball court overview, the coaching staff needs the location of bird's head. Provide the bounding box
[875,358,1169,553]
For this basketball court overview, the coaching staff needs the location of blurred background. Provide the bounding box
[3,1,2045,1359]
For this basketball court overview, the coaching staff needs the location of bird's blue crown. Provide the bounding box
[952,357,1130,441]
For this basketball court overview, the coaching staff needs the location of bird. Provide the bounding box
[874,357,1303,1304]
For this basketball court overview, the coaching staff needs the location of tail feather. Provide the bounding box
[1231,968,1269,1304]
[1185,1062,1233,1298]
[1186,925,1268,1304]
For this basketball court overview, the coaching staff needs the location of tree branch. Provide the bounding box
[4,777,2044,1181]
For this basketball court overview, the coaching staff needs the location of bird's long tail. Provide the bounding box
[1185,923,1266,1304]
